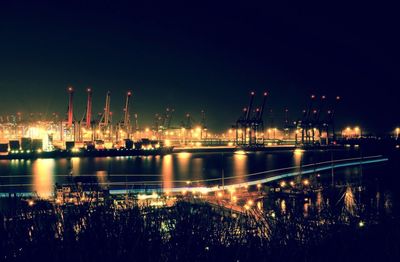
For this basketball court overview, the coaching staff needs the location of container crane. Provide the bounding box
[256,91,268,121]
[185,113,193,129]
[85,88,92,128]
[252,91,268,145]
[67,86,74,127]
[200,110,207,139]
[322,96,340,143]
[236,91,268,147]
[313,95,326,143]
[300,94,316,144]
[245,91,255,121]
[99,91,111,127]
[134,113,139,131]
[97,91,112,141]
[164,108,174,130]
[235,91,255,145]
[123,90,132,127]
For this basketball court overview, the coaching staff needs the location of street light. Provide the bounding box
[396,127,400,140]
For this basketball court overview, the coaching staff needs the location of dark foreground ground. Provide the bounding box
[1,197,400,262]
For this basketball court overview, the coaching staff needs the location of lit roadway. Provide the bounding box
[110,155,388,195]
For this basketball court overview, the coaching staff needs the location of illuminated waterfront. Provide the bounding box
[0,148,380,196]
[1,147,399,261]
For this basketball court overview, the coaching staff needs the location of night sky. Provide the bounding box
[0,1,399,133]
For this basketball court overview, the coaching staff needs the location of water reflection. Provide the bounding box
[191,158,204,182]
[162,155,173,191]
[177,152,190,180]
[376,190,381,212]
[232,154,248,184]
[280,199,287,214]
[293,149,303,166]
[32,159,55,198]
[384,191,393,214]
[343,186,357,216]
[293,150,303,184]
[96,171,109,189]
[316,191,323,212]
[0,151,397,212]
[303,199,310,217]
[71,157,80,176]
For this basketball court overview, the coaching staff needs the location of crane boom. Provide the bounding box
[245,91,255,121]
[257,91,268,120]
[67,86,74,127]
[86,88,92,128]
[104,91,111,125]
[304,94,316,122]
[315,95,326,123]
[123,91,132,126]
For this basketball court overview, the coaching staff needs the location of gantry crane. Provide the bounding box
[123,90,132,128]
[67,86,74,128]
[99,91,111,127]
[321,96,340,143]
[98,91,112,141]
[85,87,92,128]
[235,91,268,147]
[77,87,93,142]
[297,95,340,145]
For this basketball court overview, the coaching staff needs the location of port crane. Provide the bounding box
[235,91,268,147]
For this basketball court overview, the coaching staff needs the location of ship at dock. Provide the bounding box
[0,138,173,160]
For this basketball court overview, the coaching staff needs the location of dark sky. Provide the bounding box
[0,1,399,133]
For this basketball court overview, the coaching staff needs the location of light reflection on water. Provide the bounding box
[343,186,357,216]
[96,170,108,189]
[176,152,190,181]
[70,157,80,176]
[280,199,287,214]
[2,149,399,249]
[0,150,395,209]
[162,155,173,191]
[269,172,398,227]
[232,153,248,184]
[32,159,55,198]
